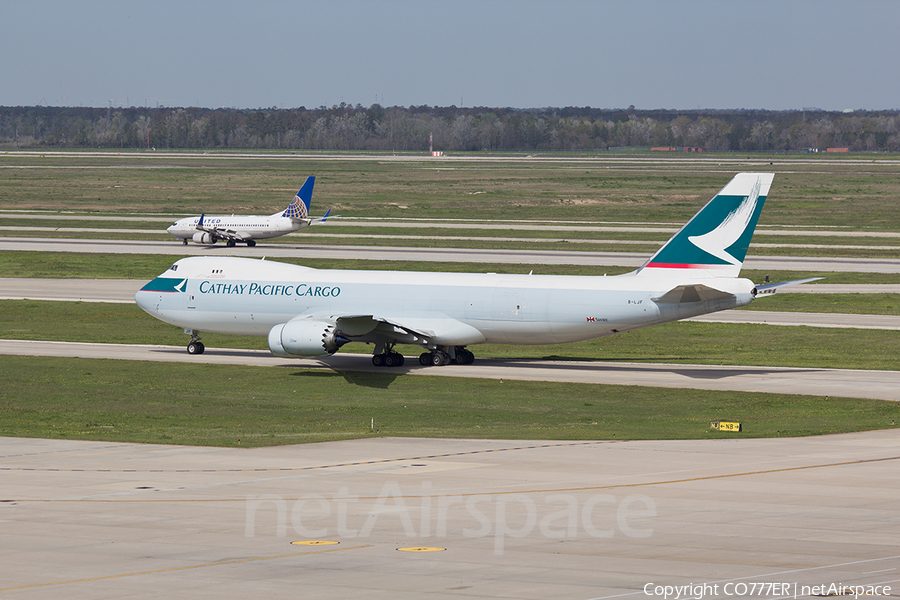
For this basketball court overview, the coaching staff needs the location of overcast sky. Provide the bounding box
[3,0,897,111]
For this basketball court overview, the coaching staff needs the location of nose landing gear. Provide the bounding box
[186,330,205,355]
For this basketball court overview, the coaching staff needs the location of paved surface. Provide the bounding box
[690,310,900,330]
[14,227,900,252]
[2,209,900,238]
[3,237,900,272]
[3,339,899,402]
[2,432,899,599]
[0,278,144,303]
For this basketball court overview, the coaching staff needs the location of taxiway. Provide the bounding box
[2,431,899,599]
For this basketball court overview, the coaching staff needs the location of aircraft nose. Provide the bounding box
[134,287,156,314]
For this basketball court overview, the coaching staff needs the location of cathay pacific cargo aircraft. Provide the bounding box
[166,176,330,246]
[136,173,816,365]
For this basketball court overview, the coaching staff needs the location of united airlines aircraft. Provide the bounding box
[136,173,816,365]
[166,176,329,246]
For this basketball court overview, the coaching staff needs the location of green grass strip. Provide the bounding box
[1,356,897,447]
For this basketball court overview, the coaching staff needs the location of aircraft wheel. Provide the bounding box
[394,353,405,366]
[431,352,448,366]
[226,240,236,247]
[182,239,188,246]
[187,341,205,355]
[455,350,474,365]
[419,352,432,366]
[384,353,397,367]
[372,354,385,367]
[247,240,257,247]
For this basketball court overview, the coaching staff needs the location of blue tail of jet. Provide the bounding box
[636,173,774,279]
[282,176,315,220]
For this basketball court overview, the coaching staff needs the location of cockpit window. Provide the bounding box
[167,264,178,272]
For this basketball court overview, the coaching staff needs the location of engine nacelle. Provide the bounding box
[192,231,217,244]
[268,319,348,357]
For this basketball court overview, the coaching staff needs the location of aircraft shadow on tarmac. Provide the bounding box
[474,356,825,381]
[148,346,822,383]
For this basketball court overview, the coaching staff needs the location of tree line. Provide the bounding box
[2,104,900,153]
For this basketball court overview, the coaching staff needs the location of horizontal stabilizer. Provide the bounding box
[311,209,334,224]
[652,284,734,304]
[753,277,823,296]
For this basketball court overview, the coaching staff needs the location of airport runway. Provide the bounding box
[5,213,900,238]
[3,237,900,272]
[8,227,900,254]
[3,339,899,402]
[2,431,899,599]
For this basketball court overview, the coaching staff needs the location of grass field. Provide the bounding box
[1,356,896,447]
[3,151,900,229]
[2,150,898,445]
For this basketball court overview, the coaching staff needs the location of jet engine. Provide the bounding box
[268,319,349,357]
[192,231,217,244]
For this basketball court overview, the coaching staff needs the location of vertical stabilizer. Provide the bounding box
[636,173,774,278]
[281,176,315,219]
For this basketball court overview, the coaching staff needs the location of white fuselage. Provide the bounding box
[135,256,756,347]
[167,215,302,242]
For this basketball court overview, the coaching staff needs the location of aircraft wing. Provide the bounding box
[323,312,487,346]
[196,224,249,241]
[194,214,250,241]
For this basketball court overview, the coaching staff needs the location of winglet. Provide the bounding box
[637,173,774,279]
[282,176,315,219]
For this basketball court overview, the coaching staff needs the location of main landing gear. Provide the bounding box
[419,347,475,366]
[370,340,476,368]
[186,330,205,355]
[372,351,405,367]
[371,341,405,367]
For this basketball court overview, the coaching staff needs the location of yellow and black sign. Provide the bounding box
[710,421,742,432]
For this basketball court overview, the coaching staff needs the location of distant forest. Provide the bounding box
[3,104,900,153]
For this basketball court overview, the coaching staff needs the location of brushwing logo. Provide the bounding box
[174,279,187,292]
[687,177,761,267]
